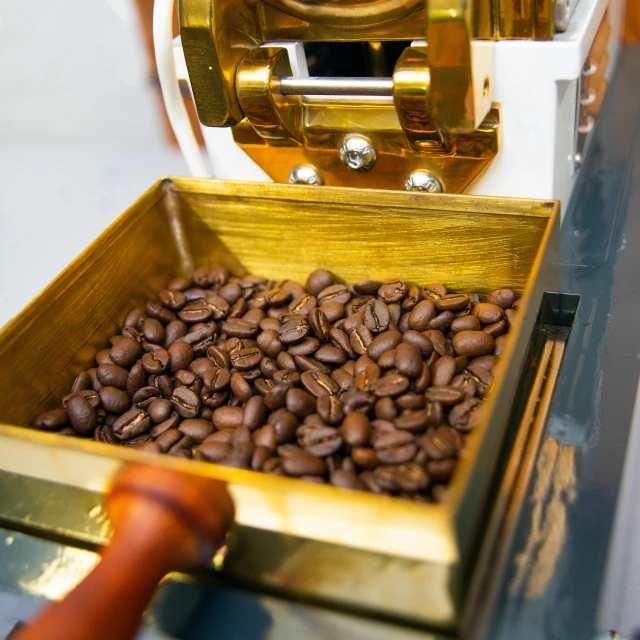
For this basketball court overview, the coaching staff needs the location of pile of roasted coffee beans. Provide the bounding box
[33,267,519,502]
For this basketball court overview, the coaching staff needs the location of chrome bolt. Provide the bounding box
[404,171,443,193]
[288,165,324,185]
[339,136,377,172]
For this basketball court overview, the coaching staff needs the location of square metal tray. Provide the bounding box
[0,178,559,631]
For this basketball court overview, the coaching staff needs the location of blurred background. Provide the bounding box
[0,0,639,329]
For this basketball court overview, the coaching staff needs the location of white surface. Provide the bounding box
[0,0,187,329]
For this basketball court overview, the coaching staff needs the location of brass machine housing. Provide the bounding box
[179,0,559,193]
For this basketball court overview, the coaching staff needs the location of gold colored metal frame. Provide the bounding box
[0,178,559,627]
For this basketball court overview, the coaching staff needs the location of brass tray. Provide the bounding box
[0,178,559,631]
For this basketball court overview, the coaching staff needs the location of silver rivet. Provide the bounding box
[574,152,583,167]
[339,136,376,172]
[288,165,324,185]
[404,171,443,193]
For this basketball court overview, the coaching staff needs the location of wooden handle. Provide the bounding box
[15,464,234,640]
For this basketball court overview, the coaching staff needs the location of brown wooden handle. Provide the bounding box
[15,464,234,640]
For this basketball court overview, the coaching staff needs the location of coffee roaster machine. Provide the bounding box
[0,1,639,639]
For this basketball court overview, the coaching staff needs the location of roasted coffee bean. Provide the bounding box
[94,424,116,443]
[341,412,371,447]
[164,320,188,348]
[352,280,382,295]
[424,385,465,406]
[300,371,339,397]
[282,452,327,477]
[373,430,417,464]
[350,324,373,356]
[393,343,422,379]
[322,303,346,325]
[401,285,421,310]
[372,373,410,397]
[451,315,481,334]
[505,308,516,329]
[486,289,518,309]
[287,338,320,357]
[109,337,142,368]
[376,349,396,370]
[212,406,244,429]
[256,329,283,358]
[65,394,98,435]
[230,347,263,371]
[112,408,150,441]
[367,330,403,361]
[317,394,344,426]
[168,435,195,458]
[426,330,453,357]
[264,382,289,410]
[374,462,429,492]
[494,334,508,356]
[96,349,114,366]
[179,418,214,442]
[354,363,381,391]
[452,330,495,357]
[159,289,186,311]
[400,331,432,360]
[97,364,129,390]
[170,387,201,418]
[180,327,215,355]
[202,367,230,392]
[34,407,68,430]
[448,397,483,431]
[178,300,213,324]
[420,426,461,459]
[163,341,192,373]
[332,369,354,392]
[203,294,230,321]
[436,293,469,312]
[484,319,507,338]
[237,394,265,431]
[394,403,442,432]
[124,307,146,328]
[431,355,456,387]
[349,296,375,314]
[331,470,365,491]
[342,360,356,376]
[132,386,161,409]
[363,299,390,334]
[141,348,169,375]
[149,413,180,438]
[375,397,397,421]
[286,388,316,419]
[97,387,128,414]
[428,311,454,332]
[168,276,190,291]
[142,318,165,344]
[270,408,299,444]
[427,458,456,483]
[279,317,309,345]
[305,269,336,296]
[70,371,91,393]
[174,369,203,394]
[62,389,100,410]
[360,470,384,493]
[378,280,407,303]
[395,392,425,411]
[273,370,301,387]
[342,312,364,335]
[352,447,378,469]
[473,302,504,324]
[278,443,305,458]
[317,284,350,306]
[307,308,329,342]
[286,293,315,316]
[254,423,277,451]
[230,372,253,402]
[147,398,172,424]
[329,328,356,359]
[222,318,259,338]
[354,353,375,376]
[206,345,231,369]
[408,300,437,332]
[146,301,176,324]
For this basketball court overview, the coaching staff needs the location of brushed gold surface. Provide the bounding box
[0,178,558,626]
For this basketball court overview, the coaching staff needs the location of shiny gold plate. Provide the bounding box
[0,178,559,630]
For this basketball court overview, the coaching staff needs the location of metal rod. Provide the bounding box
[277,77,394,97]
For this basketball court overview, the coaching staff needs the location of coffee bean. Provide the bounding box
[97,364,129,390]
[473,303,505,324]
[317,284,350,306]
[109,337,142,368]
[34,407,68,430]
[424,386,465,406]
[286,388,316,419]
[63,395,97,435]
[331,470,365,491]
[300,371,338,397]
[376,349,396,369]
[254,423,277,451]
[452,330,495,357]
[279,317,309,345]
[168,435,195,458]
[483,319,506,338]
[341,413,371,447]
[282,452,327,477]
[375,462,429,492]
[112,408,151,441]
[273,370,301,387]
[394,402,442,432]
[494,334,507,356]
[351,280,381,295]
[212,406,243,429]
[505,308,516,329]
[146,398,172,424]
[373,430,417,464]
[268,408,299,444]
[394,343,422,378]
[307,308,329,343]
[230,372,252,402]
[420,426,461,459]
[374,397,397,421]
[332,369,354,392]
[230,347,263,371]
[367,330,403,361]
[448,397,483,431]
[451,315,481,334]
[427,459,456,483]
[427,330,454,357]
[155,428,182,451]
[203,294,230,321]
[436,293,469,312]
[329,328,356,359]
[305,269,336,296]
[378,280,407,303]
[170,387,201,418]
[166,341,194,373]
[179,418,214,442]
[317,394,344,426]
[350,324,373,356]
[222,318,259,339]
[363,299,390,334]
[149,412,179,437]
[97,387,128,414]
[428,311,454,332]
[205,345,230,369]
[486,289,518,309]
[408,300,437,332]
[141,348,169,375]
[354,363,381,392]
[287,338,320,357]
[321,303,345,325]
[264,382,289,410]
[372,373,410,397]
[431,355,456,387]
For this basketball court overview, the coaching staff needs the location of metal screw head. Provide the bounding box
[288,165,324,185]
[339,136,377,172]
[404,171,443,193]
